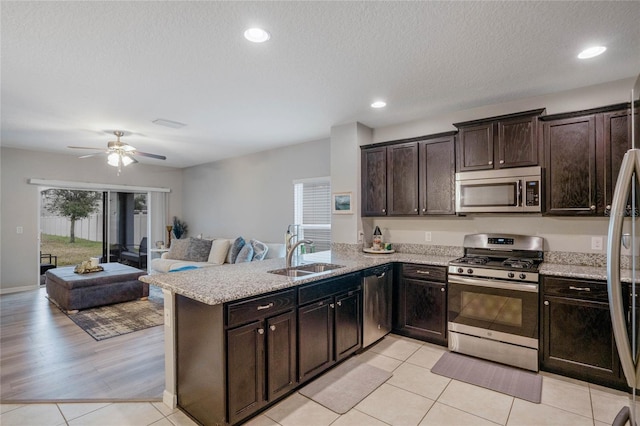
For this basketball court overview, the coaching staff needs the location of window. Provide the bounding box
[294,177,331,252]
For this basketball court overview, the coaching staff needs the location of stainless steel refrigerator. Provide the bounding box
[607,72,640,426]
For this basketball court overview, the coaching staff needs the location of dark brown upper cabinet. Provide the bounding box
[454,109,545,172]
[361,132,456,217]
[542,103,630,216]
[419,136,456,215]
[361,146,388,216]
[387,142,419,215]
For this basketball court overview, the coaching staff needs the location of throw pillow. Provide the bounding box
[250,239,269,261]
[167,238,190,261]
[235,243,254,263]
[208,239,231,265]
[227,237,246,264]
[186,237,213,262]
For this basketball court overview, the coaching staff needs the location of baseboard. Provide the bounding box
[163,390,177,409]
[0,284,40,295]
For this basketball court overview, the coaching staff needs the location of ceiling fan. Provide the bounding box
[68,130,167,173]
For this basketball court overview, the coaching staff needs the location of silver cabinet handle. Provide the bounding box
[330,303,335,309]
[590,205,596,210]
[569,286,591,292]
[488,161,493,165]
[382,209,386,213]
[416,270,430,275]
[377,272,386,279]
[422,208,426,212]
[414,209,418,212]
[544,301,549,306]
[270,325,276,331]
[607,205,611,210]
[440,287,445,292]
[257,302,274,310]
[499,160,504,164]
[337,301,342,306]
[258,328,264,335]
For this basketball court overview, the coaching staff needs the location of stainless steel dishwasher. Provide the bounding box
[362,264,393,348]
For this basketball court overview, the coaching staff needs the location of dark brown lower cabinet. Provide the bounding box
[541,277,625,390]
[227,310,297,425]
[298,273,362,383]
[394,264,447,345]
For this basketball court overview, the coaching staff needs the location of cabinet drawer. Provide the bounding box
[299,273,361,305]
[227,289,296,327]
[543,277,608,302]
[402,264,446,282]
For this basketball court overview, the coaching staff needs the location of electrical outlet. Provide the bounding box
[358,231,364,243]
[425,231,432,242]
[591,236,603,251]
[16,226,23,234]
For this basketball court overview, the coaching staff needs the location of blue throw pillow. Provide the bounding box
[250,239,269,261]
[227,237,246,264]
[235,244,254,263]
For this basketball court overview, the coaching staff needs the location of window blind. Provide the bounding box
[294,178,331,252]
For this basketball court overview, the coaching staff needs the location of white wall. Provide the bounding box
[0,147,183,293]
[181,138,330,244]
[334,77,636,252]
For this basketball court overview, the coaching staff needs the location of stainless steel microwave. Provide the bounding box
[455,166,543,213]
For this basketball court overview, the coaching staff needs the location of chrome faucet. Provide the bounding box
[286,238,313,268]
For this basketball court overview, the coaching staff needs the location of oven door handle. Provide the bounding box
[447,275,538,293]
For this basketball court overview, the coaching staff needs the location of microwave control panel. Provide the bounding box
[525,180,540,206]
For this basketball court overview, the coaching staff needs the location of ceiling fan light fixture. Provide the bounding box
[121,155,134,166]
[107,152,120,167]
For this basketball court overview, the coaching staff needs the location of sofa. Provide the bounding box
[150,236,285,273]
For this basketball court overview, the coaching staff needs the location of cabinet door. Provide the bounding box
[298,298,334,382]
[544,115,597,215]
[602,109,632,215]
[334,290,362,361]
[419,136,456,215]
[266,311,297,402]
[456,123,494,171]
[361,147,387,216]
[387,143,419,215]
[227,321,265,424]
[542,295,622,387]
[399,278,447,344]
[497,115,538,168]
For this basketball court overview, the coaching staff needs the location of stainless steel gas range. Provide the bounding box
[447,233,543,371]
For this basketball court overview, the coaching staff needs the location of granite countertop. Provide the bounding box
[540,262,639,283]
[139,250,456,305]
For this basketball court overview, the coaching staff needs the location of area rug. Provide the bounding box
[299,357,392,414]
[59,285,164,341]
[431,352,542,403]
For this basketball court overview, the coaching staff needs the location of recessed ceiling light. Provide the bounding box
[371,101,387,108]
[244,28,271,43]
[578,46,606,59]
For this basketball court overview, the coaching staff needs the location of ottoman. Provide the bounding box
[45,263,148,313]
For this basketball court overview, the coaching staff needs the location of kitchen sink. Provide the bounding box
[268,262,345,277]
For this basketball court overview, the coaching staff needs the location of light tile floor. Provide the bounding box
[0,334,630,426]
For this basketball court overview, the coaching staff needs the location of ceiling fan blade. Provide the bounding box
[132,150,166,160]
[68,145,105,150]
[78,152,107,159]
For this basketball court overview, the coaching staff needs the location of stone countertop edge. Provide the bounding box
[138,250,455,306]
[540,263,639,283]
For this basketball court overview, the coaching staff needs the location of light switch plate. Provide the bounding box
[425,231,432,242]
[591,236,603,251]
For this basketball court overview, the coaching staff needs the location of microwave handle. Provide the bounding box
[517,180,522,207]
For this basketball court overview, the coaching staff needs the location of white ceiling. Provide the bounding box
[2,1,639,168]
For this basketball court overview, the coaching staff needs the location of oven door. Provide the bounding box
[447,275,538,349]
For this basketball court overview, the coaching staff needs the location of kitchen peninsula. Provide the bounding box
[139,249,455,425]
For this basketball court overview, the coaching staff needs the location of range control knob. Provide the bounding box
[467,268,473,274]
[519,273,526,280]
[507,272,515,278]
[457,267,464,273]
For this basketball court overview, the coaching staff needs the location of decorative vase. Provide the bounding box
[166,225,173,248]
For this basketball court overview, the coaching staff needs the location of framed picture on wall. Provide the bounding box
[332,192,353,214]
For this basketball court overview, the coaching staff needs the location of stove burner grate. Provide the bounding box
[502,258,536,269]
[457,256,489,265]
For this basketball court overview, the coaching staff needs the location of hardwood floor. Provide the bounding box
[0,286,164,402]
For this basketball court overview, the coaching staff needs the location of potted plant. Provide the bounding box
[172,216,188,240]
